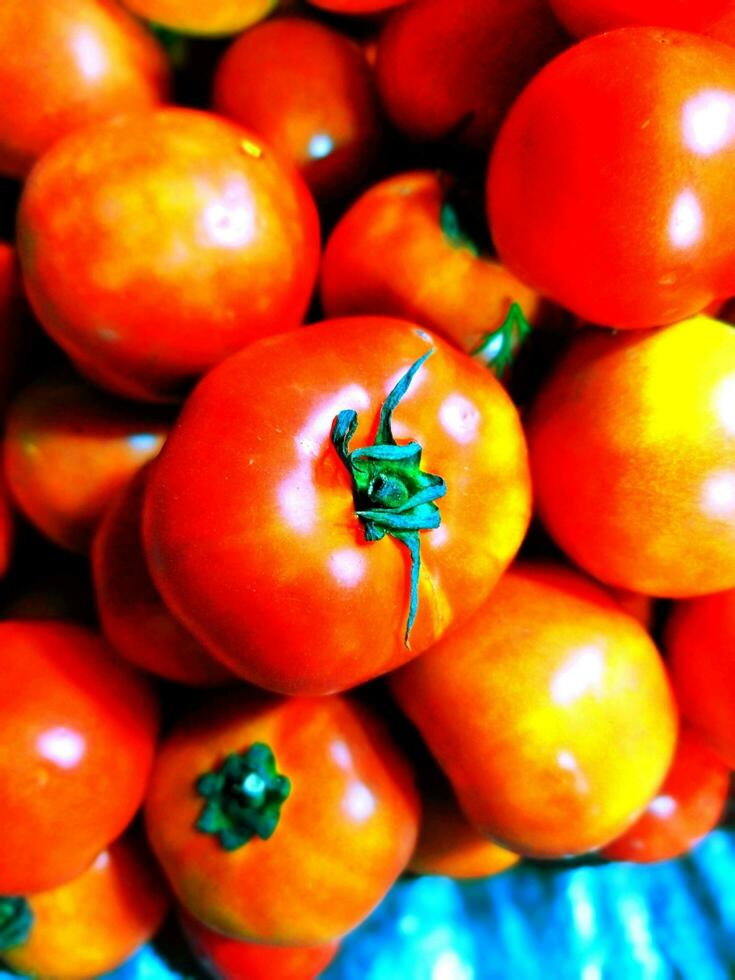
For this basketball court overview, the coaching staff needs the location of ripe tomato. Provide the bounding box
[527,315,735,596]
[320,171,541,368]
[181,911,340,980]
[667,587,735,766]
[145,692,419,945]
[488,28,735,328]
[93,467,233,686]
[0,835,168,979]
[119,0,276,36]
[548,0,734,38]
[376,0,567,150]
[0,0,169,179]
[601,728,729,864]
[389,563,677,858]
[213,18,380,201]
[144,317,531,694]
[4,378,169,552]
[0,621,159,894]
[17,109,320,402]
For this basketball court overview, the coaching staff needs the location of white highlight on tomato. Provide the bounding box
[439,393,481,446]
[701,469,735,519]
[329,548,366,588]
[343,781,376,822]
[550,645,605,707]
[201,181,256,248]
[37,726,86,769]
[71,27,108,82]
[668,189,704,249]
[683,90,735,157]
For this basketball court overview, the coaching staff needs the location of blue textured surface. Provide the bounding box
[6,829,735,980]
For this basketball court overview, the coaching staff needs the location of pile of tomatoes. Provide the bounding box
[2,0,735,977]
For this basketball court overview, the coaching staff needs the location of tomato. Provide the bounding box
[212,17,380,201]
[389,563,678,858]
[17,109,320,402]
[667,587,735,767]
[0,835,168,979]
[4,378,169,552]
[488,28,735,328]
[320,171,541,369]
[601,728,729,864]
[145,692,419,945]
[527,315,735,596]
[143,317,531,694]
[0,621,159,894]
[181,911,340,980]
[0,0,169,179]
[548,0,734,39]
[376,0,567,150]
[118,0,277,36]
[93,467,233,686]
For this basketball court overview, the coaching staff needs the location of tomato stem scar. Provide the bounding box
[331,349,447,646]
[0,897,32,951]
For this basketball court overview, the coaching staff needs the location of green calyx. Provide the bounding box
[439,201,479,258]
[331,349,447,646]
[472,302,532,378]
[0,897,32,952]
[195,743,291,852]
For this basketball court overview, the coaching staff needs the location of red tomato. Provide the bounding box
[667,587,735,767]
[320,172,541,369]
[488,28,735,328]
[0,835,168,979]
[213,17,381,200]
[601,728,729,863]
[17,109,320,402]
[143,317,531,694]
[4,378,169,552]
[548,0,734,38]
[376,0,567,149]
[0,0,169,179]
[119,0,277,36]
[0,621,159,894]
[145,692,419,945]
[181,911,340,980]
[92,467,233,686]
[389,563,678,858]
[527,316,735,596]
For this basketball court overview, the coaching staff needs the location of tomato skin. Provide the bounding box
[17,109,320,402]
[1,835,168,979]
[0,621,159,895]
[389,563,678,859]
[92,468,233,687]
[306,0,407,13]
[320,172,541,356]
[181,911,340,980]
[4,379,169,553]
[527,316,735,597]
[488,29,735,328]
[145,693,419,945]
[667,588,735,767]
[0,0,169,179]
[143,317,531,695]
[601,728,729,864]
[376,0,567,150]
[119,0,277,36]
[213,18,381,201]
[548,0,733,39]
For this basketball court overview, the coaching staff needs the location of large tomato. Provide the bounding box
[145,692,419,945]
[17,109,320,402]
[0,0,169,179]
[389,563,678,858]
[527,315,735,596]
[548,0,735,39]
[0,621,159,894]
[143,317,531,694]
[488,28,735,327]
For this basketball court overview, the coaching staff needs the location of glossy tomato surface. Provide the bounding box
[527,315,735,596]
[390,563,678,858]
[0,621,159,894]
[144,317,531,694]
[548,0,734,38]
[93,468,233,686]
[145,693,419,945]
[489,28,735,327]
[119,0,276,36]
[213,17,380,200]
[0,0,169,179]
[601,728,729,864]
[4,379,169,552]
[17,109,320,401]
[376,0,567,149]
[1,835,168,980]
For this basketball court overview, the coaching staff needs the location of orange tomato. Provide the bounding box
[119,0,277,36]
